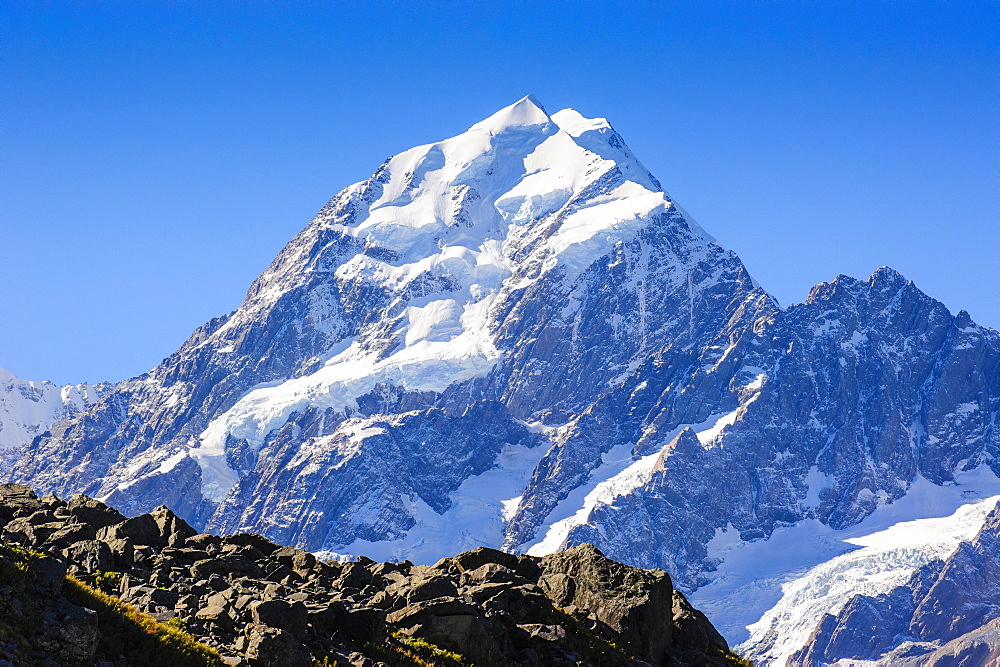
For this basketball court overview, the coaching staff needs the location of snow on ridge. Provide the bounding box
[319,440,550,563]
[523,404,759,557]
[188,97,721,503]
[0,367,108,474]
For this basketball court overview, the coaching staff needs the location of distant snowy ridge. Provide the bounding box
[0,367,109,474]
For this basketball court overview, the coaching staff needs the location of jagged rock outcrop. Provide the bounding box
[0,484,741,665]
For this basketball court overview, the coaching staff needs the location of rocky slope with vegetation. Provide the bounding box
[0,483,743,666]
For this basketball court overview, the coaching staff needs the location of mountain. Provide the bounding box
[0,368,108,475]
[8,96,999,662]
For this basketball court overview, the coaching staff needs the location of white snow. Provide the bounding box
[523,403,762,556]
[803,466,834,509]
[323,440,550,563]
[0,367,107,473]
[187,95,717,503]
[689,465,1000,665]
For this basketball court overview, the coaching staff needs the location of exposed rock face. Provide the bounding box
[535,269,1000,588]
[0,484,740,665]
[539,543,674,662]
[790,500,1000,665]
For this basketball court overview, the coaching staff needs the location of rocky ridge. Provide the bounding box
[0,483,741,666]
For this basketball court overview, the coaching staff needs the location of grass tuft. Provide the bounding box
[64,574,225,666]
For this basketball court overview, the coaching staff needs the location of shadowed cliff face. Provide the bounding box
[7,98,1000,666]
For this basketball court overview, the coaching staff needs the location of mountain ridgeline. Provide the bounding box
[8,97,999,664]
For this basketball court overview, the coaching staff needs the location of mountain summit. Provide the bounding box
[10,98,999,663]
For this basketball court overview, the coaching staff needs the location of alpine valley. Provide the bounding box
[6,97,998,664]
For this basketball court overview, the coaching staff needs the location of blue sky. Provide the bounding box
[3,1,997,384]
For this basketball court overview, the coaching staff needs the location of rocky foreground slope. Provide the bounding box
[0,483,742,666]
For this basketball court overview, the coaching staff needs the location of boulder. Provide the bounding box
[150,505,198,546]
[236,624,312,666]
[249,599,308,638]
[539,543,673,663]
[392,574,460,605]
[453,546,521,573]
[44,522,98,550]
[391,598,503,666]
[671,589,729,655]
[0,483,41,526]
[2,517,64,547]
[39,493,65,510]
[271,546,317,575]
[35,599,99,663]
[97,513,162,547]
[65,495,125,529]
[223,532,280,555]
[61,540,114,574]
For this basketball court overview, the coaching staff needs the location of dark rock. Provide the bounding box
[517,623,566,643]
[186,533,223,550]
[335,561,373,590]
[39,494,65,510]
[271,546,317,574]
[394,574,460,605]
[150,505,198,546]
[160,546,211,562]
[97,513,163,547]
[453,546,521,573]
[671,589,729,655]
[236,624,312,666]
[387,598,478,626]
[540,543,673,663]
[61,540,114,574]
[0,483,41,526]
[392,598,504,666]
[65,495,125,529]
[223,532,280,555]
[44,522,97,550]
[462,562,524,587]
[99,535,135,568]
[3,516,63,547]
[36,599,99,663]
[339,605,386,644]
[195,602,233,627]
[249,599,308,638]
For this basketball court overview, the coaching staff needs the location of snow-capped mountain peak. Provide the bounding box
[10,98,997,665]
[187,97,718,503]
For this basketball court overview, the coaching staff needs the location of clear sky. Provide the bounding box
[3,1,997,385]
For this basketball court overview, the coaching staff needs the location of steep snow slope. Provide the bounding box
[0,368,108,474]
[790,494,1000,665]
